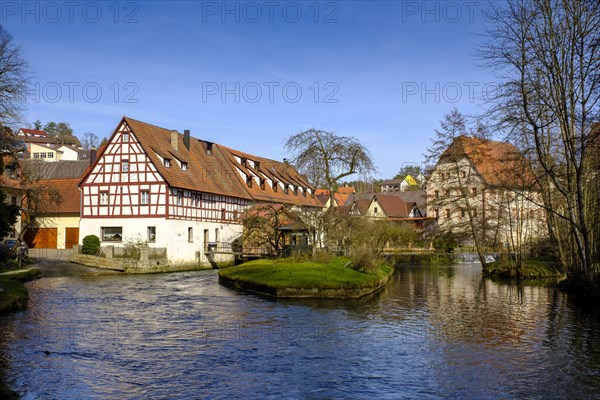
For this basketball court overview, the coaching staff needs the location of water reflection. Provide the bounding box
[0,265,599,399]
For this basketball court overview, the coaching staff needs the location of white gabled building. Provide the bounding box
[78,117,322,265]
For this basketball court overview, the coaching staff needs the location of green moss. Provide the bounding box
[484,259,562,280]
[0,279,28,314]
[219,257,393,297]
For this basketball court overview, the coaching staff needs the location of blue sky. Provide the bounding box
[2,1,497,179]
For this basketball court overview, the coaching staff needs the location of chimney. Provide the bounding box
[89,147,97,166]
[183,129,190,151]
[170,130,179,152]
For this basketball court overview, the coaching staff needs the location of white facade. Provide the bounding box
[79,121,249,265]
[57,145,79,161]
[79,217,242,264]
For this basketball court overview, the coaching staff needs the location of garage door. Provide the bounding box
[65,228,79,249]
[25,228,58,249]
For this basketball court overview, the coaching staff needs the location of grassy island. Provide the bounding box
[484,259,563,281]
[218,257,394,298]
[0,268,41,314]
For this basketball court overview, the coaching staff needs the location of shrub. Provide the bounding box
[81,235,100,255]
[350,245,381,274]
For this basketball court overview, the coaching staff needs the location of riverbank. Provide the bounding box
[483,259,563,281]
[218,257,394,298]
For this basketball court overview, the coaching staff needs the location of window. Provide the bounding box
[164,158,171,168]
[147,226,156,242]
[434,190,439,199]
[434,209,439,218]
[221,208,226,220]
[123,133,130,142]
[445,209,451,219]
[47,152,54,159]
[10,196,17,205]
[246,175,253,188]
[41,152,47,159]
[206,143,213,155]
[284,184,289,194]
[260,178,265,190]
[188,227,193,243]
[472,187,477,196]
[374,207,378,214]
[122,160,129,173]
[177,190,183,206]
[181,162,188,171]
[255,161,260,170]
[240,157,247,167]
[33,152,40,159]
[273,181,278,192]
[101,227,122,242]
[461,209,466,218]
[140,191,149,205]
[215,228,219,242]
[293,186,298,195]
[100,191,108,205]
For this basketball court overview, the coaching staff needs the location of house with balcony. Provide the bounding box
[78,117,322,266]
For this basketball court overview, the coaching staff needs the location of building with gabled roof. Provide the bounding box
[78,117,321,265]
[426,135,546,248]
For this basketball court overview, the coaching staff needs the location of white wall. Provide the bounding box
[79,217,243,264]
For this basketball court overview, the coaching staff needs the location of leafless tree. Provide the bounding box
[82,131,99,150]
[482,0,600,290]
[0,25,29,128]
[284,129,376,209]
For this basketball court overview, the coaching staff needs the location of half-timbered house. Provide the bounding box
[78,117,322,265]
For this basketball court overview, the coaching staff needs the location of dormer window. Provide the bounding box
[293,186,298,195]
[284,184,289,194]
[164,159,171,168]
[260,178,265,190]
[181,162,188,171]
[246,175,253,188]
[206,143,213,156]
[255,161,260,170]
[273,181,278,192]
[241,157,247,167]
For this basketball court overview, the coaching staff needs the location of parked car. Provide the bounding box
[0,238,28,258]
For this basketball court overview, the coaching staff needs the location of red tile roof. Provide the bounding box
[82,117,322,208]
[374,194,415,218]
[38,179,81,213]
[19,128,48,136]
[440,136,535,188]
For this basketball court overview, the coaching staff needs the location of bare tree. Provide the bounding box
[0,25,29,128]
[284,129,376,209]
[82,131,99,150]
[482,0,600,290]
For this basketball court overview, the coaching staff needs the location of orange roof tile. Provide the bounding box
[82,117,321,208]
[374,194,415,218]
[38,179,81,213]
[440,136,535,188]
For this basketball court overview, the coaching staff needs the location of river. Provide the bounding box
[1,264,599,399]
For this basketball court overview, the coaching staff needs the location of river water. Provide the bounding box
[1,264,599,399]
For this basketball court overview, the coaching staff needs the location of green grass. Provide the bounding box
[219,257,393,292]
[0,268,40,314]
[0,279,28,314]
[485,258,561,280]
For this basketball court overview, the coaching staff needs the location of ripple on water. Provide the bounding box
[0,266,599,399]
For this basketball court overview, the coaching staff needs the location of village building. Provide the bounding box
[314,186,355,210]
[78,117,322,265]
[380,174,424,192]
[425,136,547,249]
[15,128,84,161]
